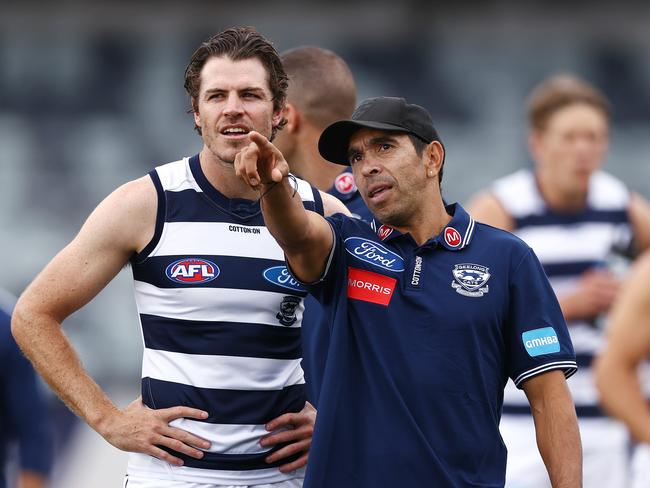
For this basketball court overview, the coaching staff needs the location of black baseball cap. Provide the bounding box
[318,96,441,165]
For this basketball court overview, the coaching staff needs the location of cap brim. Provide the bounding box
[318,120,410,165]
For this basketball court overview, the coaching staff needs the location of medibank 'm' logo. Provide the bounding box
[522,327,560,357]
[347,267,396,306]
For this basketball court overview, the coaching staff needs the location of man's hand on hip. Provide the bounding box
[99,396,211,466]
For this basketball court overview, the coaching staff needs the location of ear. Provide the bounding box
[424,141,445,179]
[282,103,301,134]
[272,102,289,131]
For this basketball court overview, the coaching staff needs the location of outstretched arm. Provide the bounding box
[236,131,334,283]
[12,177,210,466]
[523,370,582,488]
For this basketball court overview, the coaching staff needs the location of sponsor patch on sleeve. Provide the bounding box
[347,267,396,306]
[522,327,561,357]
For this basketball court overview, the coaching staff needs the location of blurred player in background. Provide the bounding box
[596,251,650,488]
[1,294,52,488]
[274,46,373,405]
[467,74,650,487]
[11,27,348,488]
[275,46,372,223]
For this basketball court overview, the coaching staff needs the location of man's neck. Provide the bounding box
[393,197,452,246]
[289,142,346,192]
[199,146,260,200]
[536,169,588,212]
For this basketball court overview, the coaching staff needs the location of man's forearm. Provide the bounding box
[12,307,118,434]
[596,360,650,443]
[259,178,314,253]
[531,390,582,487]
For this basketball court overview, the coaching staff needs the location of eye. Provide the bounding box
[242,91,261,99]
[378,143,392,151]
[208,93,224,100]
[349,153,362,165]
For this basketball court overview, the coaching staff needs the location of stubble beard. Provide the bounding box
[205,134,247,166]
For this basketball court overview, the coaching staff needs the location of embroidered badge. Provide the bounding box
[377,224,393,241]
[334,173,356,194]
[444,227,462,247]
[276,296,301,326]
[451,263,490,297]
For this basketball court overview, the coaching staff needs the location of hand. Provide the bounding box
[560,269,621,321]
[99,397,211,466]
[260,401,316,473]
[234,131,289,191]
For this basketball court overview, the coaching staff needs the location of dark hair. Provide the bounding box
[408,133,444,187]
[527,74,610,131]
[184,27,288,138]
[280,46,356,128]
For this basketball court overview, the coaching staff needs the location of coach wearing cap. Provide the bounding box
[235,97,582,487]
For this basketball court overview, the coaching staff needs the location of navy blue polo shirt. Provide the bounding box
[301,168,375,405]
[301,204,577,488]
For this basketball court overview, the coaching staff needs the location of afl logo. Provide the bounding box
[334,173,356,194]
[165,258,219,284]
[444,227,461,247]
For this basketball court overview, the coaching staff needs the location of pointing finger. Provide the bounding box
[251,131,284,158]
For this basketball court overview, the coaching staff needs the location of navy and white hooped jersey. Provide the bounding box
[492,168,632,416]
[127,155,322,485]
[300,204,576,487]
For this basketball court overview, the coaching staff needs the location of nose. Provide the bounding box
[359,156,381,177]
[223,92,244,117]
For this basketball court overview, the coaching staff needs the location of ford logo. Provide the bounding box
[344,237,405,272]
[165,258,219,284]
[263,266,306,292]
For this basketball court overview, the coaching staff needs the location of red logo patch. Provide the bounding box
[444,227,461,247]
[347,267,396,306]
[335,173,356,194]
[377,225,393,241]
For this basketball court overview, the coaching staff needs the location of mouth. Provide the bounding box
[366,183,393,203]
[220,125,250,140]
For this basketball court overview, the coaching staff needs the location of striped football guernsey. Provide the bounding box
[126,154,323,484]
[492,168,632,416]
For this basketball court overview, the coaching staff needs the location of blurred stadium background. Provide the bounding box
[1,0,649,486]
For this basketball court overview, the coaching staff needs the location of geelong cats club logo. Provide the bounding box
[451,263,490,297]
[277,296,301,326]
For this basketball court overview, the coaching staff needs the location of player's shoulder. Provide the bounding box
[472,220,532,256]
[492,168,533,190]
[152,157,198,192]
[327,211,376,235]
[588,170,630,209]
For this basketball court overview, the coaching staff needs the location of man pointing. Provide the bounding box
[236,97,581,487]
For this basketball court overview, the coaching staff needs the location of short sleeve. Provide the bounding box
[506,249,577,388]
[289,214,346,305]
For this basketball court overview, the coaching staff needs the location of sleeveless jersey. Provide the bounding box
[492,168,632,415]
[127,155,323,484]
